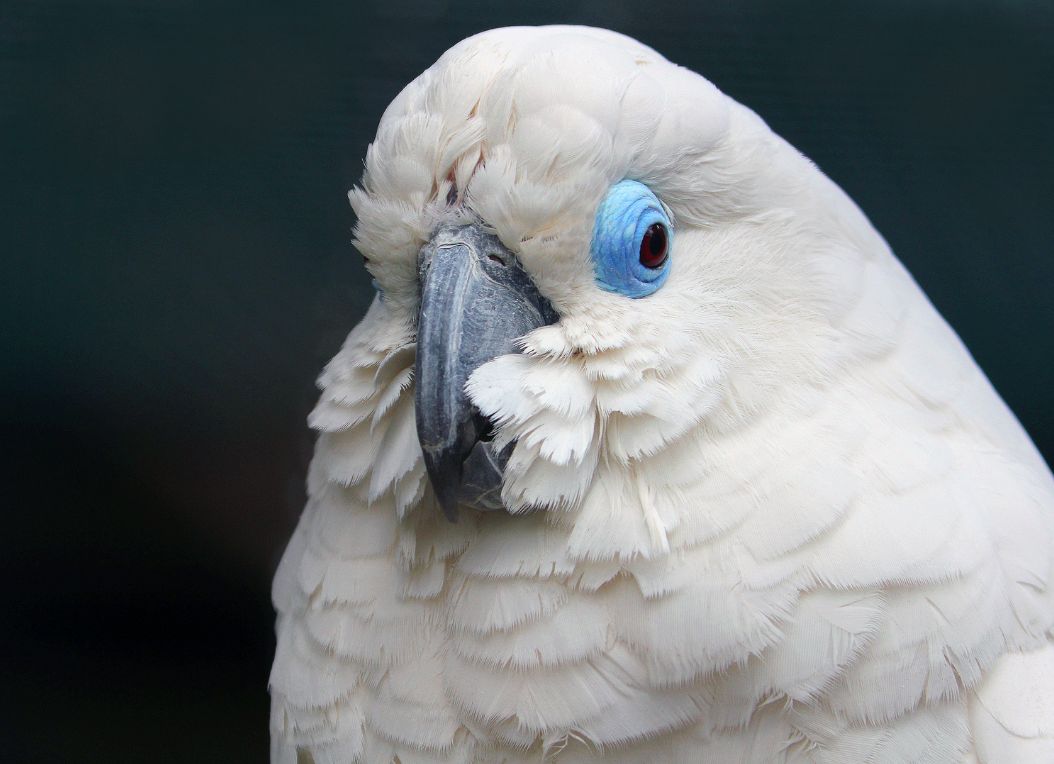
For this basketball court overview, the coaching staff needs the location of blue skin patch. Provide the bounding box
[590,179,672,298]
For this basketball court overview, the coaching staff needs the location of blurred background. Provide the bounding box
[2,0,1052,760]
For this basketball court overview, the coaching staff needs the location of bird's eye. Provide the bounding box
[639,223,668,269]
[590,180,673,298]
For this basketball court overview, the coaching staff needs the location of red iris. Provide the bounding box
[639,222,669,269]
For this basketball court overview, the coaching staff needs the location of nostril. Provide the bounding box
[487,253,506,266]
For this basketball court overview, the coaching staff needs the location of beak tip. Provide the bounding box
[422,450,462,523]
[438,497,460,523]
[433,479,461,523]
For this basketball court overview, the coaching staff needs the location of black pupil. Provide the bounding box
[640,223,668,268]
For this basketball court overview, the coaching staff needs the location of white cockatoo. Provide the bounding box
[270,26,1054,763]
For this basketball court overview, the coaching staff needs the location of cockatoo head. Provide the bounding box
[349,26,878,533]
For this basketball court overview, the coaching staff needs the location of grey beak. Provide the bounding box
[414,223,558,521]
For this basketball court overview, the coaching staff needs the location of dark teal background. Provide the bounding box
[2,1,1051,760]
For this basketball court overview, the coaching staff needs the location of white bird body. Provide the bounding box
[270,26,1054,763]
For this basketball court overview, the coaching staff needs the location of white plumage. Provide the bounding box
[270,26,1054,762]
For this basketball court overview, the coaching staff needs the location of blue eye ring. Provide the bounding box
[590,179,673,298]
